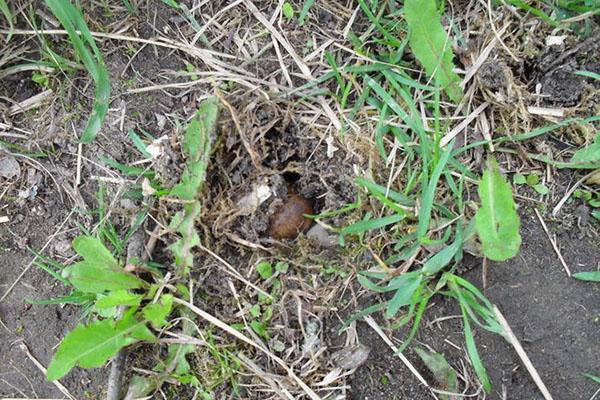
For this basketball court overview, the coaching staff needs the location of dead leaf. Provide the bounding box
[585,169,600,185]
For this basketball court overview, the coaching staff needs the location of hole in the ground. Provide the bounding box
[282,171,301,184]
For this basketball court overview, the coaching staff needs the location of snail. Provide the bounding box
[268,192,314,239]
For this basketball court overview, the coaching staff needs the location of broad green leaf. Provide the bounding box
[142,294,174,329]
[423,229,462,275]
[124,376,156,399]
[567,133,600,169]
[404,0,463,102]
[72,236,117,268]
[513,173,526,185]
[94,290,142,309]
[282,2,294,19]
[45,0,110,143]
[63,261,143,293]
[47,318,143,380]
[250,320,269,339]
[256,262,273,280]
[532,183,549,195]
[573,271,600,282]
[119,309,156,342]
[475,158,521,261]
[414,348,458,396]
[526,173,539,186]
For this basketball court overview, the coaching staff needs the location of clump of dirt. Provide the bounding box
[541,68,586,106]
[205,97,357,245]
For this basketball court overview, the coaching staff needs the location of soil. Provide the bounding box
[0,208,107,398]
[325,210,600,400]
[1,1,599,399]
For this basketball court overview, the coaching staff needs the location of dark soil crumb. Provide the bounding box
[541,68,585,106]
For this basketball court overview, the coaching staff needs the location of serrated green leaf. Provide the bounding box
[404,0,462,102]
[414,348,458,396]
[183,97,218,161]
[47,318,143,380]
[143,294,173,329]
[573,271,600,282]
[63,261,143,293]
[72,236,117,268]
[475,158,521,261]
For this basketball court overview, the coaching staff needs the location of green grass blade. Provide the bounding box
[365,76,425,138]
[355,177,415,206]
[422,228,462,275]
[461,306,492,392]
[572,271,600,282]
[404,0,463,102]
[341,214,405,237]
[417,140,454,238]
[386,275,422,318]
[575,70,600,81]
[298,0,315,26]
[44,0,110,143]
[0,0,14,42]
[503,0,559,27]
[397,289,430,352]
[583,373,600,383]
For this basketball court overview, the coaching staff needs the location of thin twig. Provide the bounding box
[552,170,597,217]
[493,306,554,400]
[0,210,75,303]
[362,316,438,399]
[18,342,76,400]
[533,208,571,277]
[173,297,322,400]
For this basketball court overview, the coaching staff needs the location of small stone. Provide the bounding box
[0,156,20,179]
[307,224,337,247]
[331,344,371,370]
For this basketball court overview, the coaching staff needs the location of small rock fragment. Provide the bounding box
[307,224,337,247]
[268,193,313,239]
[331,344,371,370]
[0,156,20,179]
[237,184,273,210]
